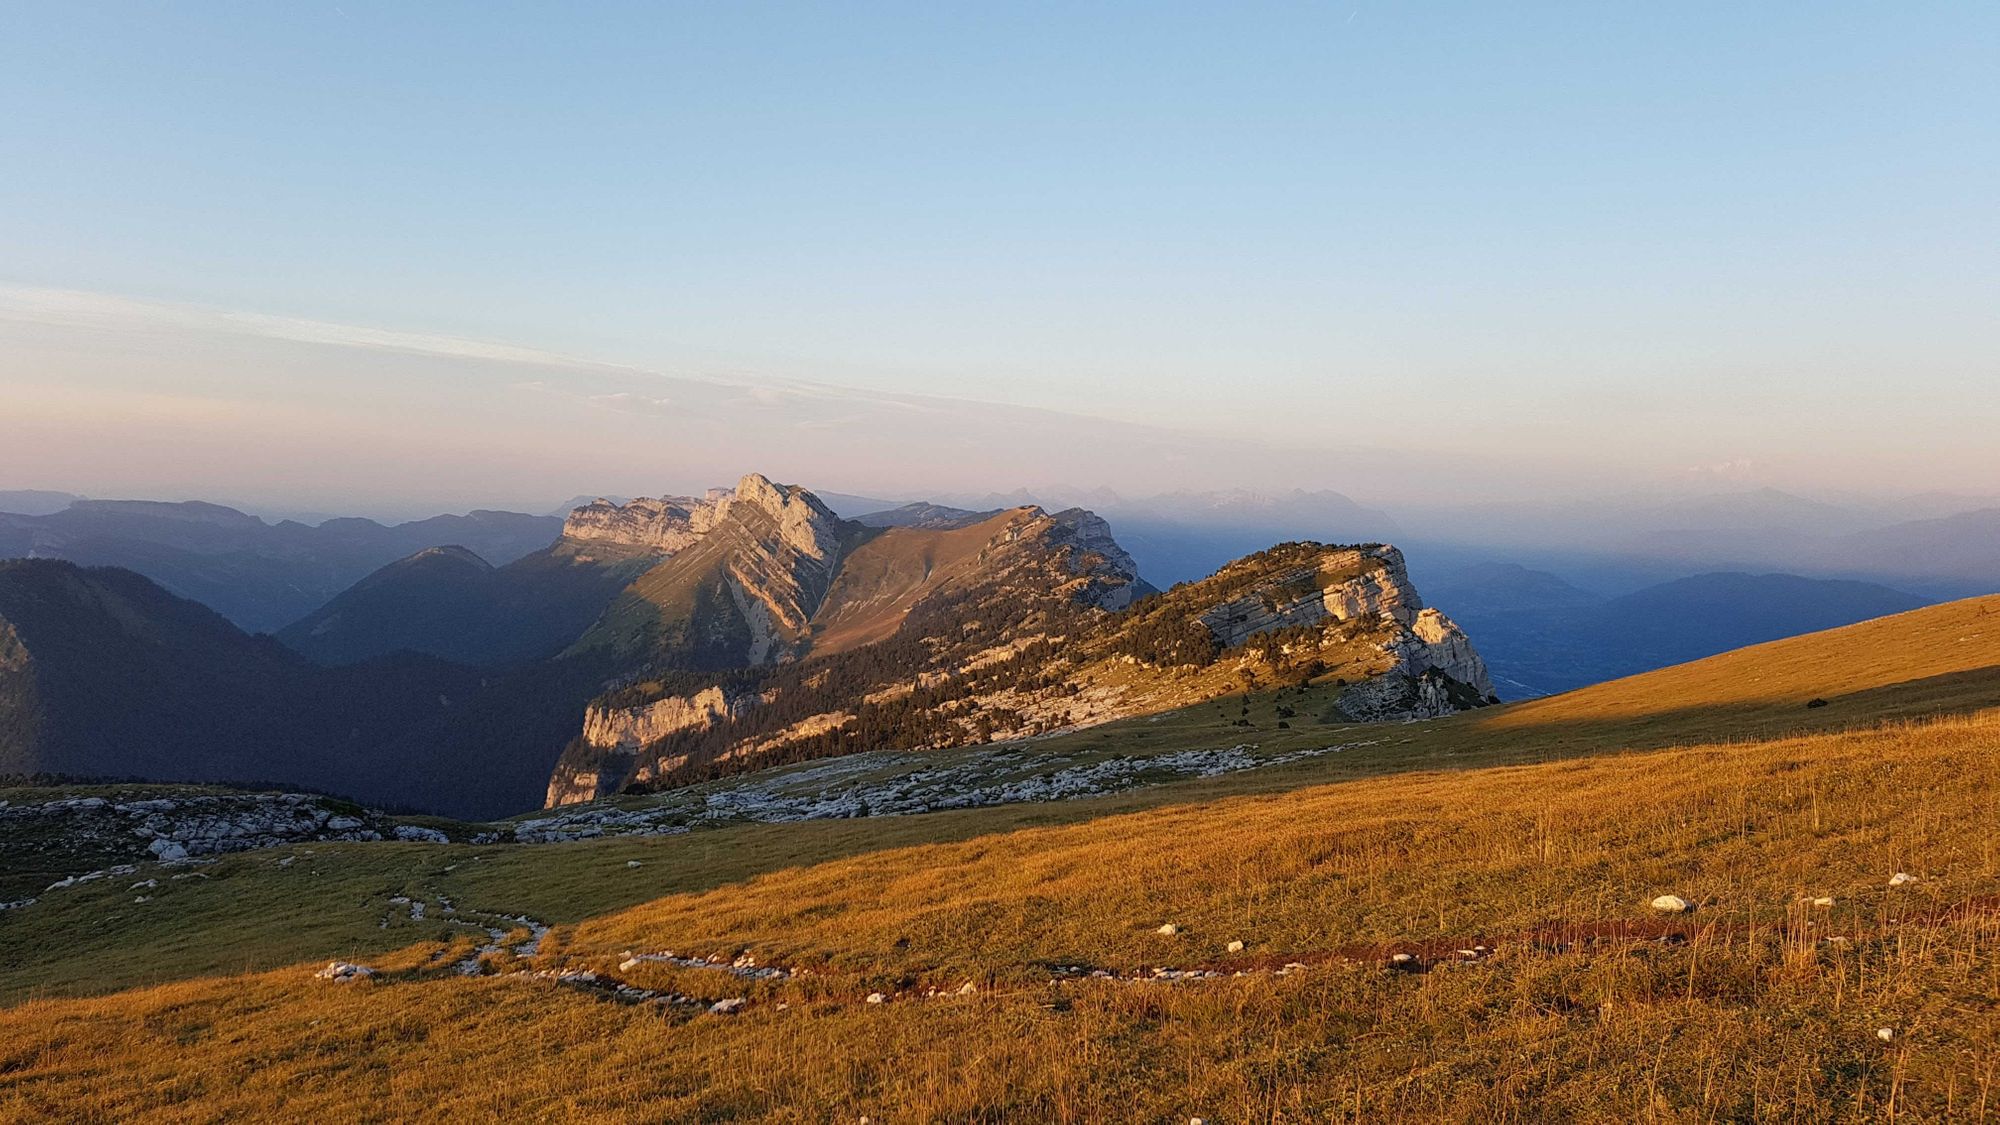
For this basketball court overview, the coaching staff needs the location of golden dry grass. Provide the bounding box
[6,596,2000,1120]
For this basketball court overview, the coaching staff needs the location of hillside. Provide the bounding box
[3,598,1999,1118]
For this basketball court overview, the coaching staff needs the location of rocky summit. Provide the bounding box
[546,520,1495,806]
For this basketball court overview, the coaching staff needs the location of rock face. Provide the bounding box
[545,685,752,805]
[580,686,746,750]
[1192,544,1494,709]
[561,474,842,573]
[561,490,731,553]
[1046,509,1147,611]
[1201,546,1419,646]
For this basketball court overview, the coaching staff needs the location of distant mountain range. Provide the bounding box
[1404,487,2000,600]
[0,499,562,632]
[1423,564,1930,696]
[0,475,1495,818]
[0,490,83,517]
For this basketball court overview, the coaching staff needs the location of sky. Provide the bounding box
[2,2,1996,517]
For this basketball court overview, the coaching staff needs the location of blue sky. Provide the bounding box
[1,3,1995,511]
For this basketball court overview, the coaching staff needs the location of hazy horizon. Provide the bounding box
[5,4,1997,517]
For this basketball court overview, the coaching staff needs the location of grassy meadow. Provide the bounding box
[4,597,2000,1120]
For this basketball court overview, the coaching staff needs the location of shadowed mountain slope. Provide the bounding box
[277,542,659,667]
[0,500,562,632]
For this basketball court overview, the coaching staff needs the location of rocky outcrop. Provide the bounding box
[581,687,745,750]
[547,686,756,806]
[563,474,848,667]
[1046,508,1149,609]
[1394,606,1494,697]
[1,791,462,897]
[1184,544,1494,720]
[561,491,728,553]
[560,474,842,569]
[1196,545,1421,647]
[542,752,636,809]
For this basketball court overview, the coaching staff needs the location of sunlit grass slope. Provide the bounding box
[3,596,2000,1119]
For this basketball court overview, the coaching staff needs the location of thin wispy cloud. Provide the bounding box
[0,286,620,373]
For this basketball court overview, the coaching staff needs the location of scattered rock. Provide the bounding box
[1807,896,1835,908]
[1650,895,1692,913]
[709,997,747,1016]
[314,961,375,983]
[957,982,977,996]
[625,860,643,868]
[1889,872,1916,887]
[517,738,1379,842]
[1877,1027,1895,1042]
[866,992,887,1004]
[1806,698,1829,709]
[1157,923,1179,936]
[1226,940,1245,953]
[392,825,450,843]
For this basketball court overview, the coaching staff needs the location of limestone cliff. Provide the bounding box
[580,685,745,750]
[545,685,752,805]
[563,473,850,668]
[560,491,727,554]
[1192,544,1492,700]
